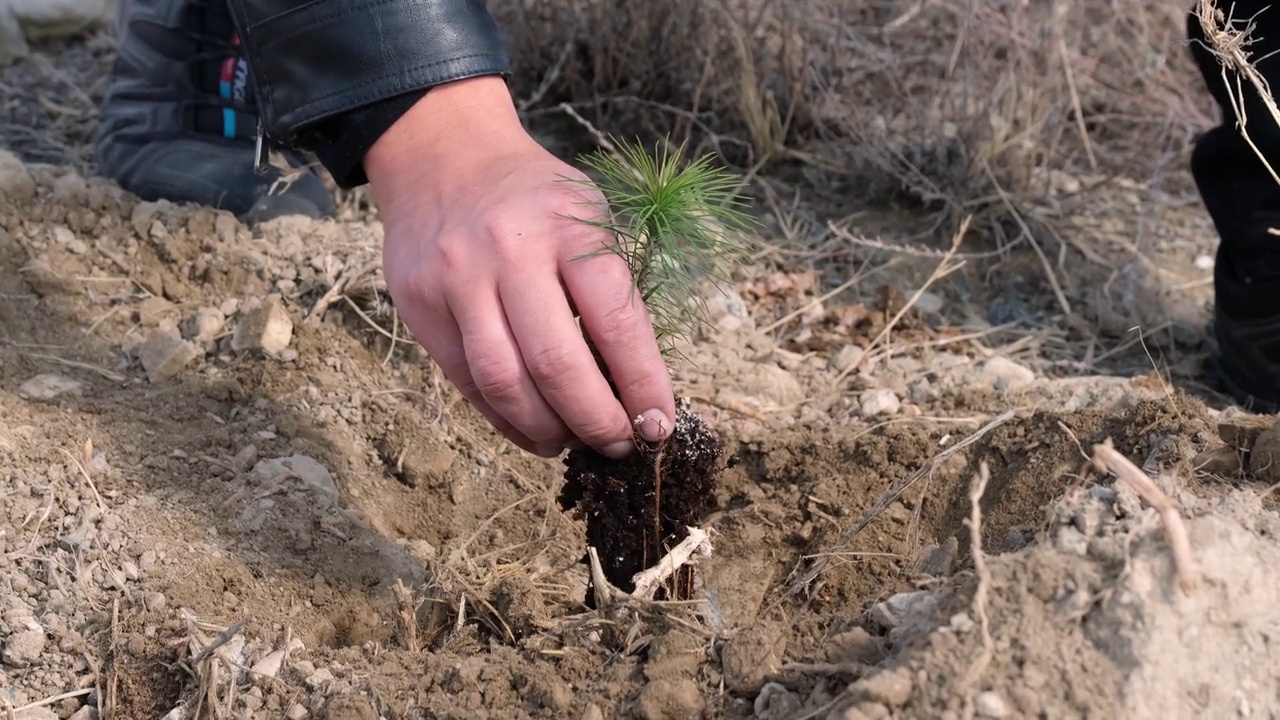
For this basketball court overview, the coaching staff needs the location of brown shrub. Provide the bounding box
[496,0,1212,241]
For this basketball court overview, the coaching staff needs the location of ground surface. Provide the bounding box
[4,12,1280,720]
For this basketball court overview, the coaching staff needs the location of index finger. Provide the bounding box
[559,241,677,443]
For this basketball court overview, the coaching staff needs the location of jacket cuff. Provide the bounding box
[229,0,511,182]
[311,89,430,189]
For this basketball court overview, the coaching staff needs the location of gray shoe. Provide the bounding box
[95,0,335,223]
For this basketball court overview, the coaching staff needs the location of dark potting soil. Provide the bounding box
[559,402,723,603]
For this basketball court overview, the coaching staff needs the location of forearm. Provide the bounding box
[224,0,511,187]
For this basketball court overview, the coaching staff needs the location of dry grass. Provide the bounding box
[499,0,1208,245]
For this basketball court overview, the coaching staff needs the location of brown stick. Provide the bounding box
[1091,441,1197,595]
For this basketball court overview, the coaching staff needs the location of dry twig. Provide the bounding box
[959,463,995,720]
[1091,440,1197,594]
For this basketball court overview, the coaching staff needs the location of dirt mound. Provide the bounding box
[4,12,1280,720]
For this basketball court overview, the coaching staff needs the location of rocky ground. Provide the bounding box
[4,18,1280,720]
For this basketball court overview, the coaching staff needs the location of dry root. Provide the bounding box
[586,526,715,608]
[1092,440,1197,595]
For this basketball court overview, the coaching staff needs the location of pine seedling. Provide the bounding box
[567,137,757,364]
[557,137,758,604]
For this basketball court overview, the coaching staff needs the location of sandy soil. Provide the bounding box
[4,24,1280,720]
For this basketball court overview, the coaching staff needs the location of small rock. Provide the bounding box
[705,287,754,334]
[18,373,83,401]
[836,703,891,720]
[580,704,604,720]
[285,705,308,720]
[182,307,225,344]
[14,708,57,720]
[51,225,76,245]
[0,149,35,202]
[68,706,96,720]
[978,356,1035,392]
[3,629,46,667]
[214,211,238,244]
[910,290,944,314]
[139,550,157,570]
[849,667,913,708]
[129,201,162,236]
[635,678,705,720]
[830,344,865,373]
[50,169,86,199]
[144,592,166,611]
[824,627,884,665]
[1249,422,1280,483]
[232,298,294,355]
[251,455,337,499]
[121,561,140,581]
[722,624,787,694]
[304,667,334,689]
[859,389,900,417]
[137,328,199,383]
[754,682,802,720]
[1054,526,1088,556]
[974,691,1009,718]
[219,297,241,317]
[868,591,936,630]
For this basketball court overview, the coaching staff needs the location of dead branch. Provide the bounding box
[1091,440,1197,594]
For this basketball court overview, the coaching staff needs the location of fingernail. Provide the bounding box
[602,439,635,459]
[634,409,672,442]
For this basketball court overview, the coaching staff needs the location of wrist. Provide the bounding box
[364,75,526,194]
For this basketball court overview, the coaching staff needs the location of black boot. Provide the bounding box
[1188,2,1280,412]
[95,0,335,223]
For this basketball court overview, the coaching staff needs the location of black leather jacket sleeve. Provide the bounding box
[225,0,511,188]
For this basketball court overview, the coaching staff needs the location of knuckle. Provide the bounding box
[593,295,645,341]
[524,344,576,386]
[431,235,470,274]
[469,358,525,401]
[614,364,670,400]
[574,415,626,446]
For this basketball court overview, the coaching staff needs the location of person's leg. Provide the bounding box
[95,0,334,223]
[1187,0,1280,411]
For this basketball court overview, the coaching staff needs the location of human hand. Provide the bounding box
[363,77,676,459]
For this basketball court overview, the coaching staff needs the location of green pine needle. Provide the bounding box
[565,137,758,361]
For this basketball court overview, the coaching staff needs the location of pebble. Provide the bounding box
[848,666,913,708]
[975,691,1009,718]
[859,389,900,417]
[182,307,226,344]
[978,356,1035,393]
[14,708,57,720]
[51,171,87,202]
[137,328,199,383]
[754,682,802,719]
[251,455,336,499]
[18,373,83,401]
[3,629,47,667]
[0,149,35,202]
[286,704,308,720]
[824,627,884,665]
[121,561,140,581]
[580,704,604,720]
[304,667,334,689]
[231,298,294,355]
[144,592,166,612]
[830,344,865,373]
